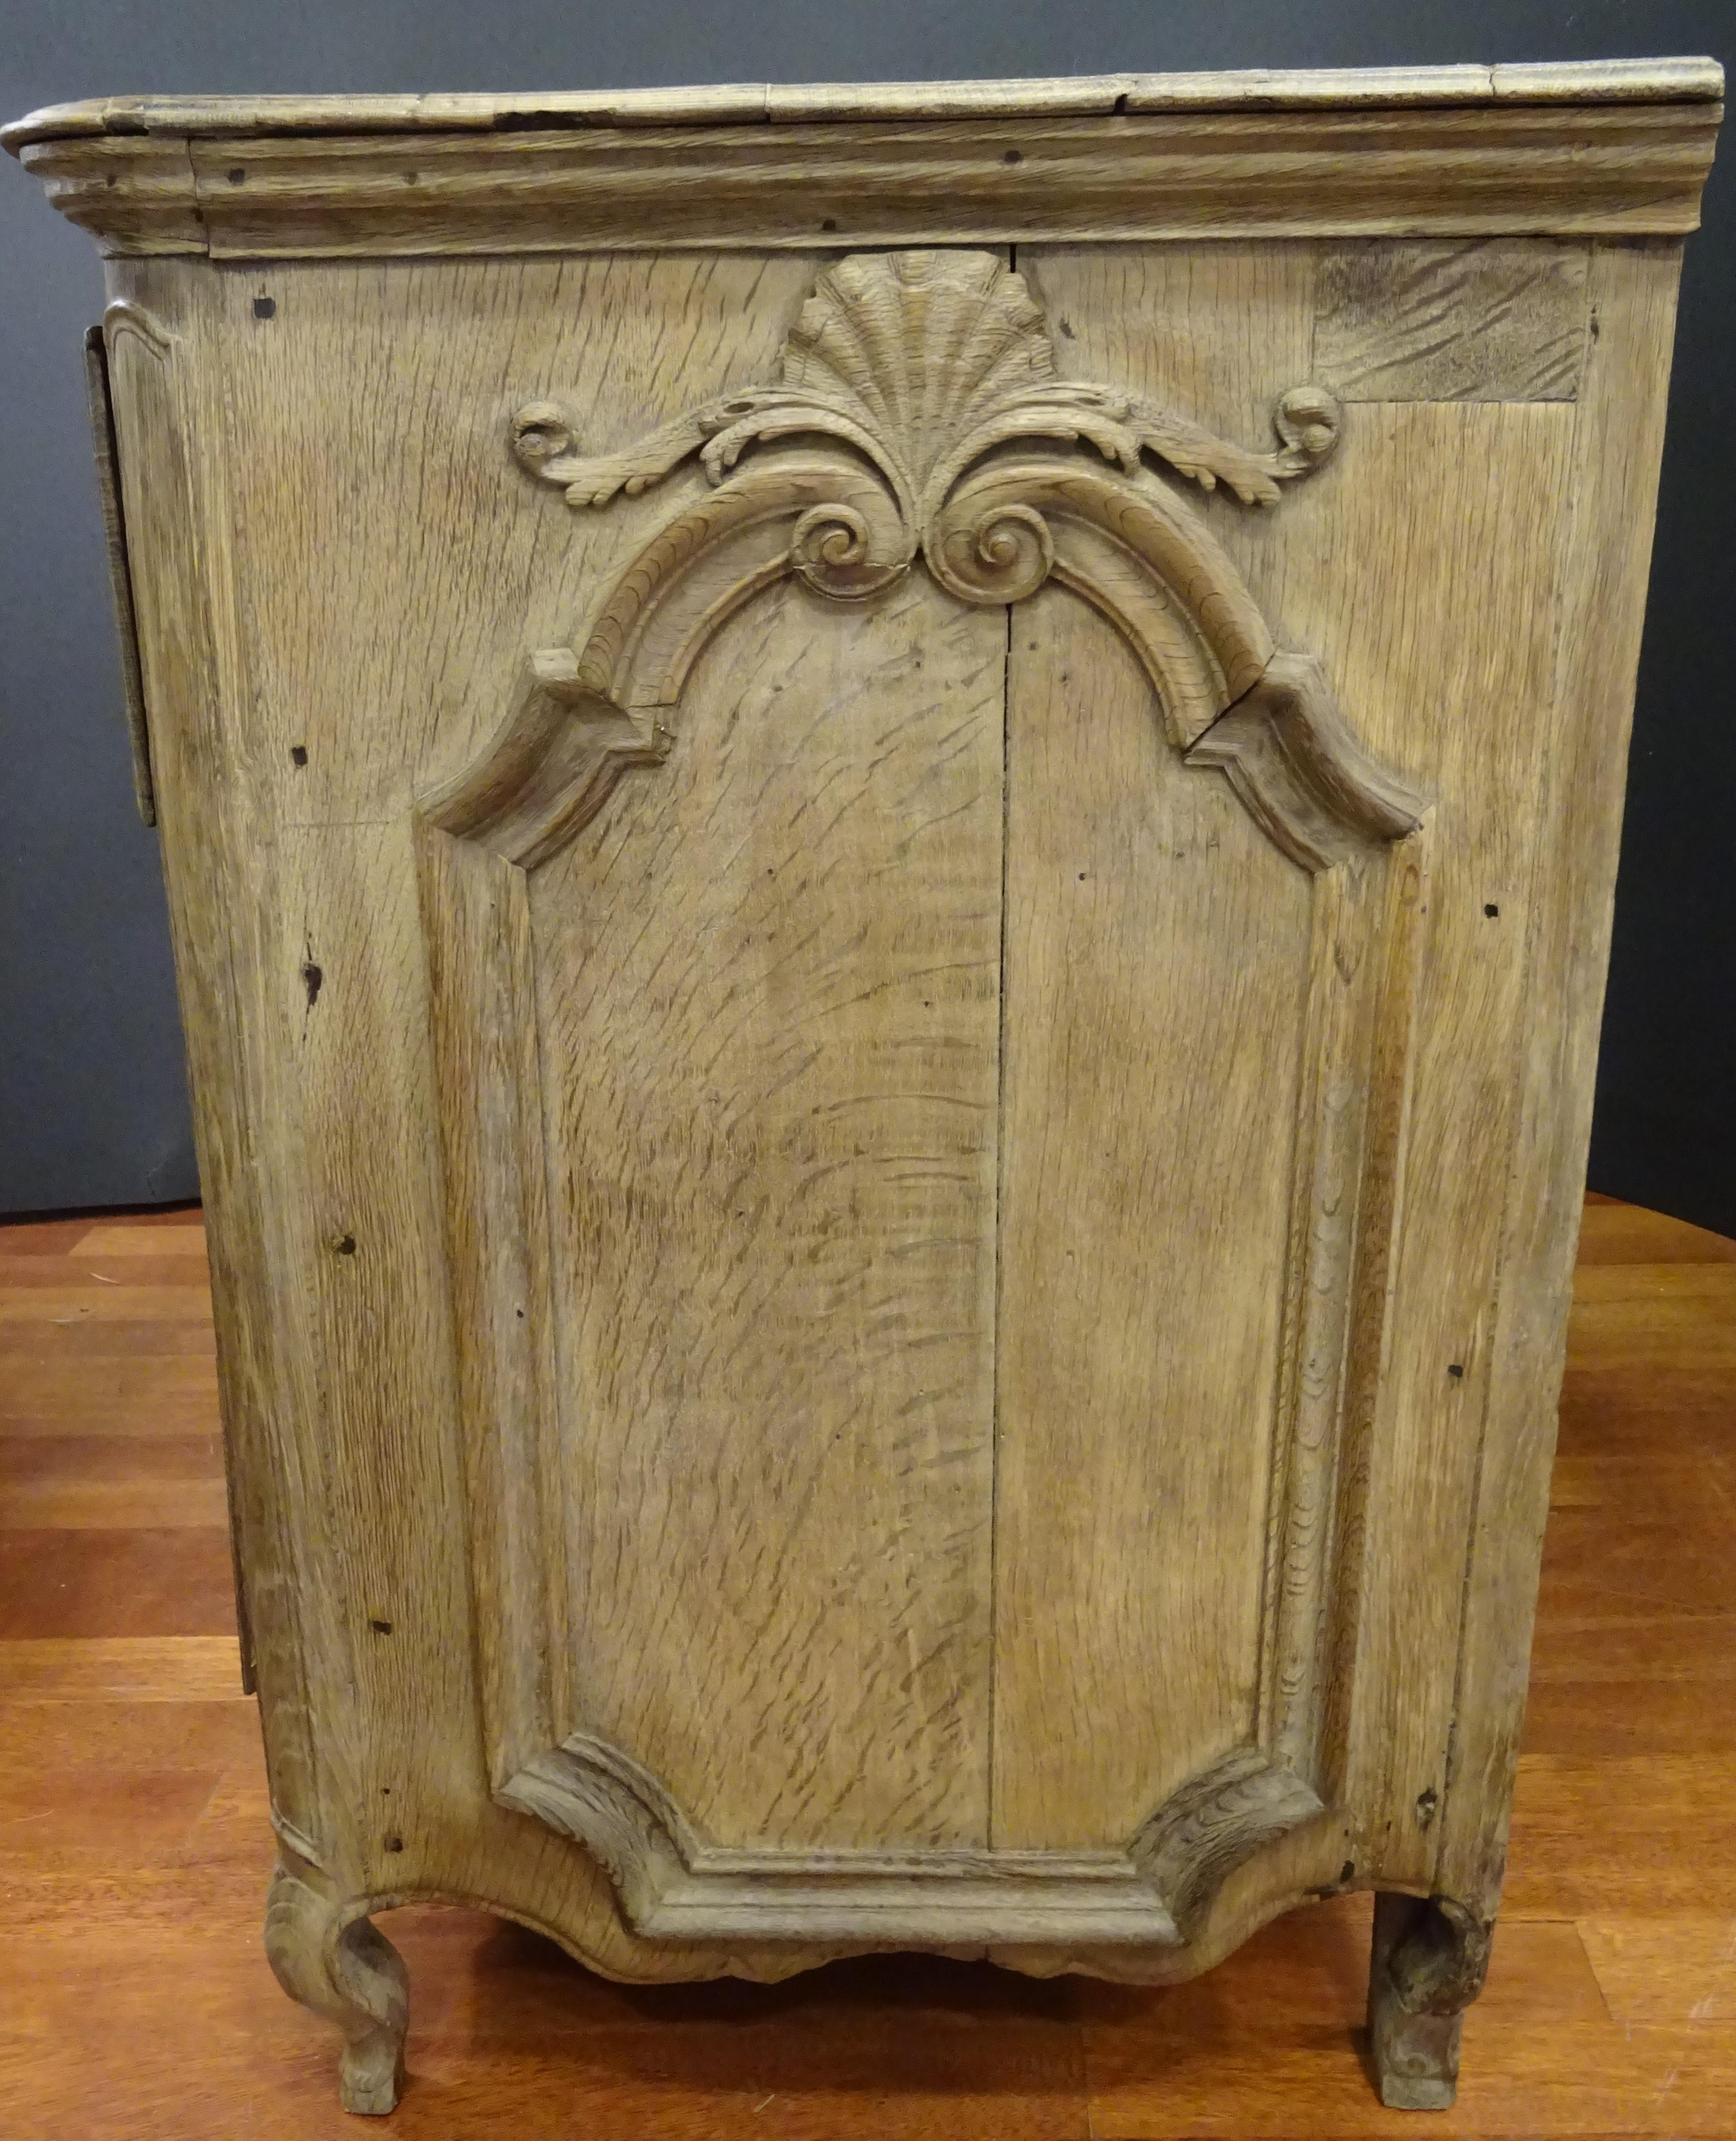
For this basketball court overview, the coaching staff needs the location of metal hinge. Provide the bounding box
[82,322,157,827]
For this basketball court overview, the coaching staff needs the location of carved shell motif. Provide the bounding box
[778,250,1057,501]
[511,249,1342,602]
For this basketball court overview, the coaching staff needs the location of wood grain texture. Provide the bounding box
[1314,240,1590,402]
[537,570,1005,1854]
[438,247,1385,886]
[207,251,820,822]
[6,60,1722,149]
[1275,399,1577,1902]
[1435,239,1688,1928]
[95,266,308,1750]
[99,254,815,1998]
[993,584,1309,1848]
[1022,248,1582,1919]
[404,241,1426,1961]
[265,1861,409,2115]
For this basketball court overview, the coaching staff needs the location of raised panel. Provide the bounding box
[994,584,1311,1847]
[534,571,1004,1849]
[1026,246,1582,1895]
[418,245,1432,1953]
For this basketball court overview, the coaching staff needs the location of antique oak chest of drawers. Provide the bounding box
[7,57,1721,2115]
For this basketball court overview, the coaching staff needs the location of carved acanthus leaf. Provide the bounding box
[512,250,1340,520]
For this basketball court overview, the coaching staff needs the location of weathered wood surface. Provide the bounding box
[4,57,1722,146]
[6,63,1721,257]
[1314,239,1591,401]
[393,242,1442,1969]
[1435,237,1688,1933]
[1017,246,1591,1940]
[537,569,1005,1853]
[993,583,1309,1849]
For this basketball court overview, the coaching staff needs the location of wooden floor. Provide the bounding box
[1,1195,1732,2137]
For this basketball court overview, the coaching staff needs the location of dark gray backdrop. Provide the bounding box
[3,3,1732,1233]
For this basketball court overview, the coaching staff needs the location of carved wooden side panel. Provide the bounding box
[530,573,1006,1859]
[418,249,1429,1955]
[993,587,1427,1879]
[1017,241,1590,1924]
[92,289,330,1855]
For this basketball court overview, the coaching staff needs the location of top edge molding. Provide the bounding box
[3,58,1725,152]
[10,62,1721,257]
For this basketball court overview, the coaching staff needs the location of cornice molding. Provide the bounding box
[8,66,1720,257]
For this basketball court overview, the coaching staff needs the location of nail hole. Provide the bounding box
[385,1835,404,1853]
[369,1618,393,1634]
[1447,1362,1464,1379]
[289,744,308,767]
[402,168,420,185]
[331,1232,356,1257]
[226,166,246,186]
[1002,147,1023,164]
[820,218,837,233]
[300,960,322,1008]
[515,1307,526,1319]
[252,295,275,320]
[1339,1860,1356,1884]
[1484,902,1500,918]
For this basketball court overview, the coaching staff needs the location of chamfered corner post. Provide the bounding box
[1367,1890,1494,2110]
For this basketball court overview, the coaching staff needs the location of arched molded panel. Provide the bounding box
[416,249,1430,1959]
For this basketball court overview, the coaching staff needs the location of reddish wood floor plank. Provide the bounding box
[1574,1200,1736,1266]
[0,1529,239,1638]
[1076,1904,1662,2139]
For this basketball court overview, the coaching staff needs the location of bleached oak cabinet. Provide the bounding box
[7,59,1722,2115]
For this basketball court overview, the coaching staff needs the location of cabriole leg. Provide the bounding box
[1367,1891,1493,2110]
[264,1860,409,2115]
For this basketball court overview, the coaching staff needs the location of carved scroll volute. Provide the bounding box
[930,456,1275,744]
[426,247,1426,875]
[421,454,911,869]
